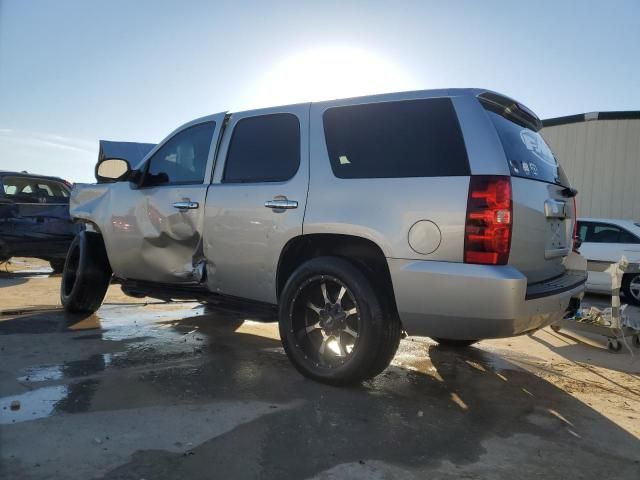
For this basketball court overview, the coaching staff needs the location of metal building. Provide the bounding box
[541,112,640,220]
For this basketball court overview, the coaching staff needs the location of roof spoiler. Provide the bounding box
[477,92,543,132]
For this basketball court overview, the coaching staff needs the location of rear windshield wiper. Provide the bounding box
[561,187,578,198]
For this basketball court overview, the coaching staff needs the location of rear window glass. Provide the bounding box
[322,98,469,179]
[1,176,70,201]
[486,111,564,186]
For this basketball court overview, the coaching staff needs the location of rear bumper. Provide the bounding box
[388,259,586,340]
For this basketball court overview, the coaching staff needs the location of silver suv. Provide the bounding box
[62,89,586,384]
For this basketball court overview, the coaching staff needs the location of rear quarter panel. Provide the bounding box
[306,91,474,261]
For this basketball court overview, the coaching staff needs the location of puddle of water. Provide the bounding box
[1,378,101,425]
[17,353,113,383]
[63,353,113,377]
[0,385,68,424]
[72,333,104,340]
[17,364,63,382]
[95,304,208,341]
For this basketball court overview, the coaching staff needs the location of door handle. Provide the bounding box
[264,199,298,210]
[173,201,199,210]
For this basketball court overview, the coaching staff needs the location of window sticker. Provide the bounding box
[520,130,556,167]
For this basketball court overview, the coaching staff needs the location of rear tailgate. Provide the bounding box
[510,178,574,283]
[480,94,575,284]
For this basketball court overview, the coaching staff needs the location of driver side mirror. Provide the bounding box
[95,158,132,183]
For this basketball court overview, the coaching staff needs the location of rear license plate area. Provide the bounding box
[545,219,570,258]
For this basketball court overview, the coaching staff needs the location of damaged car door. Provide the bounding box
[104,115,225,283]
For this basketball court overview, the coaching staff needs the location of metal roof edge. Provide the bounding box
[542,111,640,127]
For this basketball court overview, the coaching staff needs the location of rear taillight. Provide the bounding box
[464,175,512,265]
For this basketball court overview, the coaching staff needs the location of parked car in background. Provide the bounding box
[62,88,586,384]
[0,171,81,272]
[577,218,640,304]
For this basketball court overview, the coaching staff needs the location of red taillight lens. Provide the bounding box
[464,176,512,265]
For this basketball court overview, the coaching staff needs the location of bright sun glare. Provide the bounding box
[248,46,420,107]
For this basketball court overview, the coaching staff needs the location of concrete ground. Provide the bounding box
[0,259,639,479]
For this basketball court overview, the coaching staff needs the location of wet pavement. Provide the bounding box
[0,267,639,479]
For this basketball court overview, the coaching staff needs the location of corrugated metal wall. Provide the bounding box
[542,119,640,220]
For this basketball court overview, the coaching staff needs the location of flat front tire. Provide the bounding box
[60,232,112,313]
[279,256,401,385]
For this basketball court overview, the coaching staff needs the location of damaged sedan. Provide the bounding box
[0,171,81,272]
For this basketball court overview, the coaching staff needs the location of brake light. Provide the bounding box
[464,176,512,265]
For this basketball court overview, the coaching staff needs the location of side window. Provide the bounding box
[36,181,69,198]
[586,223,627,243]
[146,122,215,185]
[322,98,469,179]
[36,184,53,196]
[577,223,589,243]
[618,229,640,244]
[223,113,300,183]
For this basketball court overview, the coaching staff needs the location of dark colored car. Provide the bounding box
[0,171,81,272]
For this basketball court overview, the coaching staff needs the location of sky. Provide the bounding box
[0,0,639,183]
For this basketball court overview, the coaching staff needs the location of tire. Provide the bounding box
[621,273,640,306]
[279,256,401,385]
[49,258,66,274]
[60,232,112,313]
[607,338,622,352]
[432,338,477,348]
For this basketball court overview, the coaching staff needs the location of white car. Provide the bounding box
[577,218,640,304]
